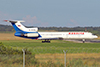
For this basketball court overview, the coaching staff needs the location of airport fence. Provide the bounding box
[0,48,100,67]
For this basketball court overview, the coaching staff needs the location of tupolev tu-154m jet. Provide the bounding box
[4,20,98,43]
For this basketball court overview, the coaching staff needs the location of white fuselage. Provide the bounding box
[38,32,98,39]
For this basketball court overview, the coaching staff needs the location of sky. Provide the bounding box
[0,0,100,27]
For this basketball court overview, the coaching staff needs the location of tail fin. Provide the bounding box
[4,20,38,34]
[4,20,40,39]
[4,20,27,33]
[4,20,38,33]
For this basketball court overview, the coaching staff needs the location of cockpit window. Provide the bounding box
[92,34,96,35]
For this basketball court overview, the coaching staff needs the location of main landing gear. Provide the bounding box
[42,39,51,43]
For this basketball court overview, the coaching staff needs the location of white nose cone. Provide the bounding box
[93,35,98,38]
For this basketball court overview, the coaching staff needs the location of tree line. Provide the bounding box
[0,24,100,35]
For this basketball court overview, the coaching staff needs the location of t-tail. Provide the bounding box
[4,20,41,39]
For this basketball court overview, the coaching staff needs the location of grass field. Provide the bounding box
[1,33,100,66]
[1,39,100,54]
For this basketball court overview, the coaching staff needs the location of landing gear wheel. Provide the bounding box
[42,41,45,43]
[82,39,85,43]
[42,40,51,43]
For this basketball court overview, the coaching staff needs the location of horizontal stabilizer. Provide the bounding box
[4,20,25,23]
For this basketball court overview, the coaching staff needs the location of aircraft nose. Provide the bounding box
[93,35,98,38]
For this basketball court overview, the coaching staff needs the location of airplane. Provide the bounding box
[4,20,98,43]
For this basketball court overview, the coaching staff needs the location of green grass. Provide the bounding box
[1,40,100,54]
[1,40,100,67]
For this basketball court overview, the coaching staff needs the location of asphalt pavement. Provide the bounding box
[65,39,100,43]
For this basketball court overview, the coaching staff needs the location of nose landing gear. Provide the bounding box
[82,39,85,43]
